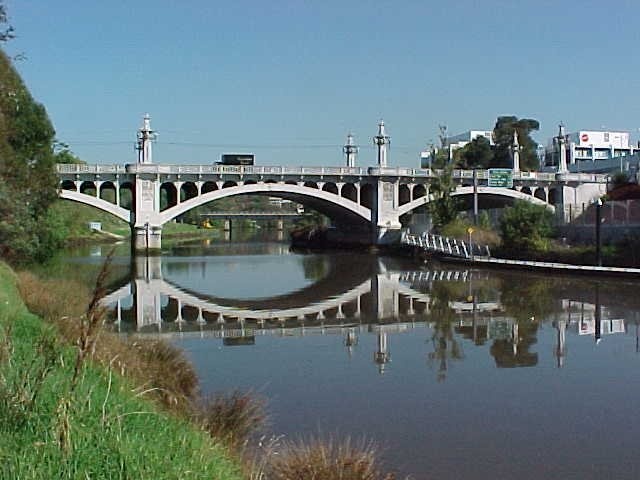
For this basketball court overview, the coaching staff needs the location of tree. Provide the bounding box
[0,46,61,262]
[492,116,540,170]
[456,135,493,169]
[499,201,554,253]
[428,165,459,230]
[0,2,14,43]
[54,144,85,164]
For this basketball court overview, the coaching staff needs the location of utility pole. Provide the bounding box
[595,198,603,266]
[473,168,478,225]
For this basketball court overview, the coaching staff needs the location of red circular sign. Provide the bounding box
[581,133,589,142]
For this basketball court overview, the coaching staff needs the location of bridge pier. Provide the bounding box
[133,225,162,252]
[371,178,402,245]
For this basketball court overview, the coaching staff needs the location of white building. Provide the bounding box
[544,129,637,171]
[420,129,493,168]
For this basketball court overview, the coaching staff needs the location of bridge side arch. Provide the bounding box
[157,183,372,226]
[397,186,554,217]
[59,190,131,223]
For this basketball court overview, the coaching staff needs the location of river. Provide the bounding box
[57,232,640,479]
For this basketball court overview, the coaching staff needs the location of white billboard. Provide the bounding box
[573,131,630,148]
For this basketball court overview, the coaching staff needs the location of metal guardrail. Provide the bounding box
[401,231,491,259]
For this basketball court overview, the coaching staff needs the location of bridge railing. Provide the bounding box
[56,163,609,185]
[56,164,127,174]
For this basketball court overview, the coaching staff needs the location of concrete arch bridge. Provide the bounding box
[57,163,607,249]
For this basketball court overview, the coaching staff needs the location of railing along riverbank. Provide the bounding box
[400,231,640,278]
[401,231,491,260]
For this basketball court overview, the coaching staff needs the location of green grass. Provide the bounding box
[51,200,130,240]
[52,200,210,244]
[0,262,242,480]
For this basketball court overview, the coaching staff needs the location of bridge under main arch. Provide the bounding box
[56,163,607,251]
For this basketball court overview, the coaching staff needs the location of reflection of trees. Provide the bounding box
[490,276,557,368]
[301,255,328,281]
[427,282,465,382]
[500,275,557,322]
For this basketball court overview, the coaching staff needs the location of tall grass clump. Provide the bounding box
[196,389,267,451]
[16,264,198,411]
[266,436,396,480]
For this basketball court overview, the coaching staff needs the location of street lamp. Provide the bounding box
[595,198,603,267]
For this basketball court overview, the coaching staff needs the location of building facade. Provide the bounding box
[544,129,637,170]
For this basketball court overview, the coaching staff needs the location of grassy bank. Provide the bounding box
[0,261,242,479]
[51,200,212,244]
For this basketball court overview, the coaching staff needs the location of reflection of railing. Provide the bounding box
[401,232,490,259]
[399,270,490,283]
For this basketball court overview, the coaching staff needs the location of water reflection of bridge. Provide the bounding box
[102,256,634,372]
[102,257,502,331]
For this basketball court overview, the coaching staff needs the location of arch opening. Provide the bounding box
[99,181,117,205]
[61,180,76,191]
[202,181,218,194]
[180,182,198,202]
[80,181,96,196]
[160,182,178,211]
[119,182,133,210]
[360,184,373,209]
[322,182,338,195]
[399,184,411,206]
[341,183,357,202]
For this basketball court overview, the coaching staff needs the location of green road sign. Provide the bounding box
[488,168,513,188]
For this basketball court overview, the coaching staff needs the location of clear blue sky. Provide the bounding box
[7,0,640,166]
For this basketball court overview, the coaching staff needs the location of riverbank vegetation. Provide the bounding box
[0,260,244,478]
[3,251,397,478]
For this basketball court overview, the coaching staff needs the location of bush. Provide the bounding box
[499,201,554,253]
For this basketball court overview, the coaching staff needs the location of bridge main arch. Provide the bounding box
[397,185,554,217]
[157,183,372,227]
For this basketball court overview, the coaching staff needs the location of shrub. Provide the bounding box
[499,201,555,253]
[196,390,266,451]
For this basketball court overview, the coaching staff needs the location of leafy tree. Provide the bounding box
[428,165,460,230]
[54,144,85,164]
[499,201,554,252]
[456,135,493,169]
[0,45,61,262]
[425,147,450,168]
[0,2,13,43]
[492,116,540,170]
